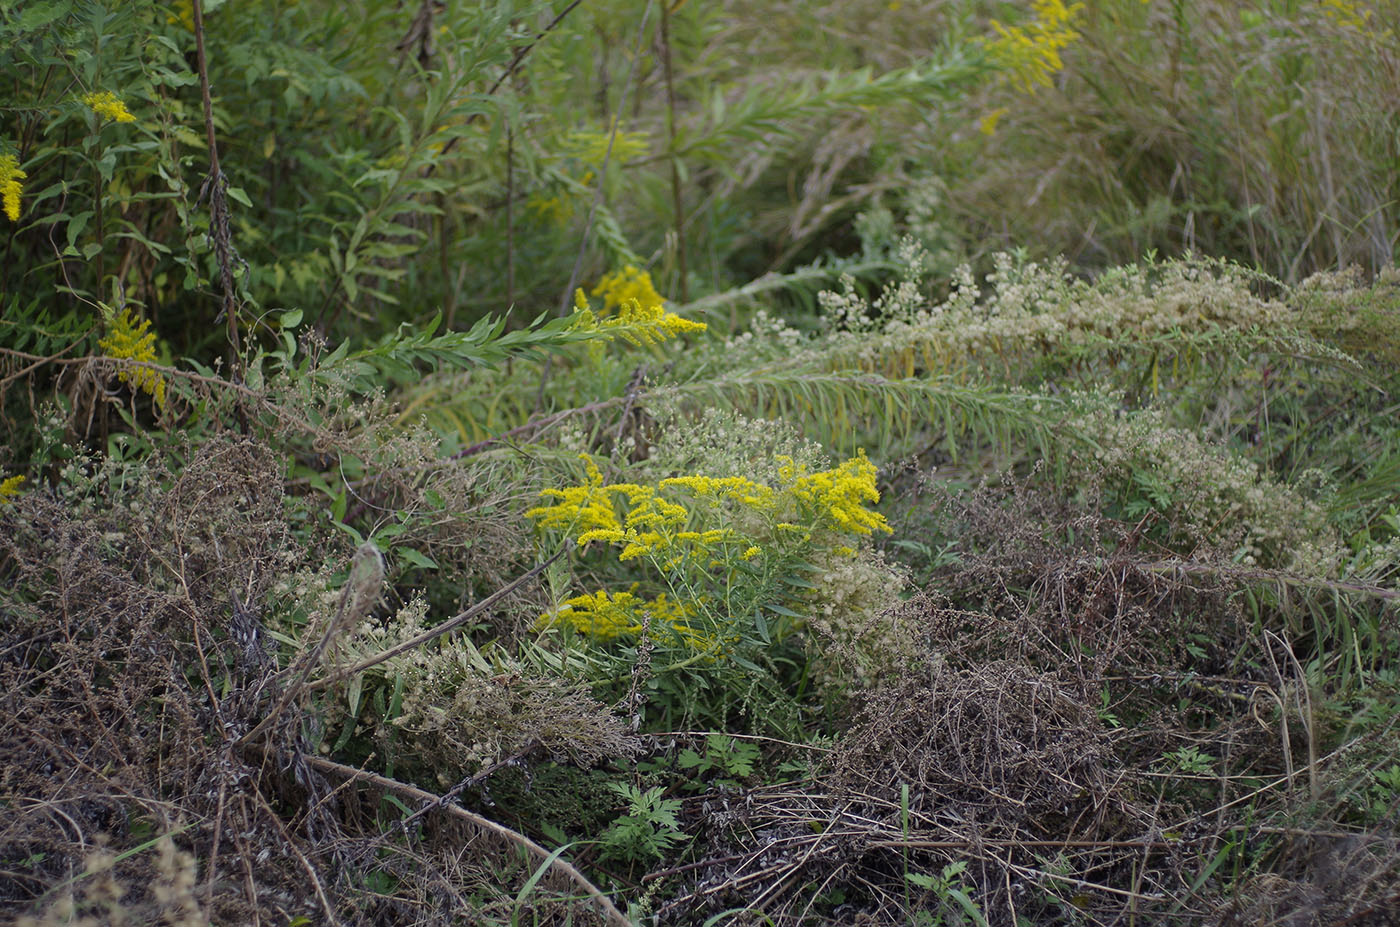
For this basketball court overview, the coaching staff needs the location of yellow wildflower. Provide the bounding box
[571,282,706,348]
[0,473,25,505]
[167,0,195,30]
[0,154,24,223]
[613,484,690,560]
[528,194,572,226]
[983,0,1083,93]
[81,91,137,123]
[593,265,664,313]
[98,308,167,408]
[540,588,711,650]
[564,129,651,169]
[543,588,645,639]
[781,451,892,536]
[532,453,889,579]
[979,107,1009,136]
[1322,0,1372,30]
[528,464,693,562]
[609,297,707,346]
[525,454,623,538]
[661,474,776,510]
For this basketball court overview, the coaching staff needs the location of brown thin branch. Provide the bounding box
[190,0,241,368]
[296,754,630,927]
[451,395,628,458]
[303,546,567,692]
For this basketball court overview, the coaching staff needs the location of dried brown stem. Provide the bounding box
[303,546,566,692]
[295,754,630,927]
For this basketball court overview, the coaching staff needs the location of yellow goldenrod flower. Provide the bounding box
[979,107,1009,136]
[0,473,25,505]
[525,454,624,537]
[0,154,24,223]
[781,451,892,536]
[983,0,1083,94]
[593,265,664,313]
[570,280,706,348]
[661,474,776,509]
[81,91,136,124]
[543,588,645,639]
[1322,0,1371,29]
[539,588,712,650]
[98,308,167,408]
[167,0,195,30]
[564,128,651,169]
[532,452,889,577]
[528,194,572,226]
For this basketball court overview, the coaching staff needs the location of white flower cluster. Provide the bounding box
[804,548,916,690]
[1079,407,1341,575]
[816,253,1295,376]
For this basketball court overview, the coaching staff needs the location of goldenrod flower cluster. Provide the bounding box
[529,451,888,566]
[529,459,695,562]
[564,129,651,169]
[530,451,891,653]
[609,295,708,346]
[779,451,892,537]
[1321,0,1373,30]
[659,474,776,510]
[571,285,706,348]
[984,0,1083,94]
[0,153,24,223]
[543,588,710,649]
[526,455,621,534]
[0,473,24,505]
[167,0,195,30]
[593,265,665,313]
[98,308,167,408]
[528,194,571,225]
[81,91,136,124]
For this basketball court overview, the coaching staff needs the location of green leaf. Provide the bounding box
[677,749,705,770]
[397,547,439,571]
[513,842,575,908]
[347,674,363,718]
[228,187,253,209]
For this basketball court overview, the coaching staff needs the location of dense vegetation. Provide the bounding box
[2,1,1399,924]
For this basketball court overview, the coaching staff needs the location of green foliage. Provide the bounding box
[4,2,1400,925]
[905,860,989,927]
[678,734,760,782]
[597,782,686,869]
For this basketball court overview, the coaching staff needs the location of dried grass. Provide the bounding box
[0,433,631,926]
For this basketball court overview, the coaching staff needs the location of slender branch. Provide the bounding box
[305,547,567,691]
[436,0,585,159]
[660,0,687,302]
[190,0,241,370]
[237,544,384,748]
[1118,556,1400,603]
[453,395,627,458]
[295,753,631,927]
[506,122,515,307]
[537,0,657,410]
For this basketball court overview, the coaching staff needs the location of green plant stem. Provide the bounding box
[660,0,687,303]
